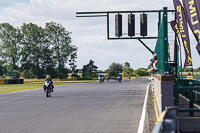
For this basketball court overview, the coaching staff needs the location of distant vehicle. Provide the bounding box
[99,75,102,83]
[102,75,104,82]
[117,75,122,82]
[107,75,110,81]
[43,80,53,97]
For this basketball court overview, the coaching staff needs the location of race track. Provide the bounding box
[0,80,149,133]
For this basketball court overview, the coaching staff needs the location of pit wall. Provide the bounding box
[153,74,174,119]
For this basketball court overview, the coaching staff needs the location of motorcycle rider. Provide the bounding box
[44,75,54,92]
[102,75,105,82]
[107,75,110,81]
[98,74,102,83]
[117,74,122,82]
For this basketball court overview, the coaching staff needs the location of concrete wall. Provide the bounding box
[153,74,174,119]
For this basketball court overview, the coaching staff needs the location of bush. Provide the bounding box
[21,69,38,79]
[131,72,139,77]
[122,68,133,78]
[13,70,20,79]
[134,68,149,76]
[187,72,191,75]
[71,73,79,79]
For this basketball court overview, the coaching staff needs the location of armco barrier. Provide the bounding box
[0,79,5,85]
[122,77,129,80]
[18,79,24,84]
[5,79,24,84]
[131,77,136,80]
[152,107,178,133]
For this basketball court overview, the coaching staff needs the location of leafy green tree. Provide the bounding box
[41,53,57,78]
[0,23,21,71]
[106,62,123,77]
[3,64,19,77]
[124,62,130,68]
[69,51,78,78]
[182,67,192,72]
[194,67,200,72]
[45,22,77,79]
[82,60,98,78]
[13,70,20,79]
[131,72,139,77]
[123,68,133,78]
[0,60,5,76]
[122,62,133,78]
[20,23,47,78]
[187,72,192,75]
[0,22,77,79]
[20,69,38,79]
[134,68,149,76]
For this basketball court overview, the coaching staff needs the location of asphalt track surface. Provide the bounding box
[0,80,149,133]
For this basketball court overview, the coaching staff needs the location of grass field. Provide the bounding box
[181,72,200,75]
[0,80,97,94]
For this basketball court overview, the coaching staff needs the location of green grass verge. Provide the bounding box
[181,72,200,75]
[0,80,97,94]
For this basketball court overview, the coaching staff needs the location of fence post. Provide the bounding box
[189,89,194,116]
[163,7,169,74]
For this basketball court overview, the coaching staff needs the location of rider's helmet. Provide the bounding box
[46,75,51,79]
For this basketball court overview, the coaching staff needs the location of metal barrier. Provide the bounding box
[174,79,200,116]
[175,78,200,86]
[180,75,200,80]
[131,77,149,80]
[5,79,24,84]
[152,107,178,133]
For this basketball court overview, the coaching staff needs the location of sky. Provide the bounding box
[0,0,199,70]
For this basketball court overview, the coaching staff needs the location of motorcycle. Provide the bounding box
[107,76,110,81]
[43,80,53,97]
[99,76,102,83]
[102,75,104,82]
[117,76,122,82]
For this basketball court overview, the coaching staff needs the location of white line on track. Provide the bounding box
[137,82,150,133]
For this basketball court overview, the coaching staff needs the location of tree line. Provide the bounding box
[105,62,149,78]
[181,67,200,72]
[0,22,77,79]
[82,61,149,78]
[0,21,149,79]
[74,61,149,79]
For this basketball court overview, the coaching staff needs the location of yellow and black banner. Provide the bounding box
[170,20,183,68]
[173,0,193,66]
[182,0,200,55]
